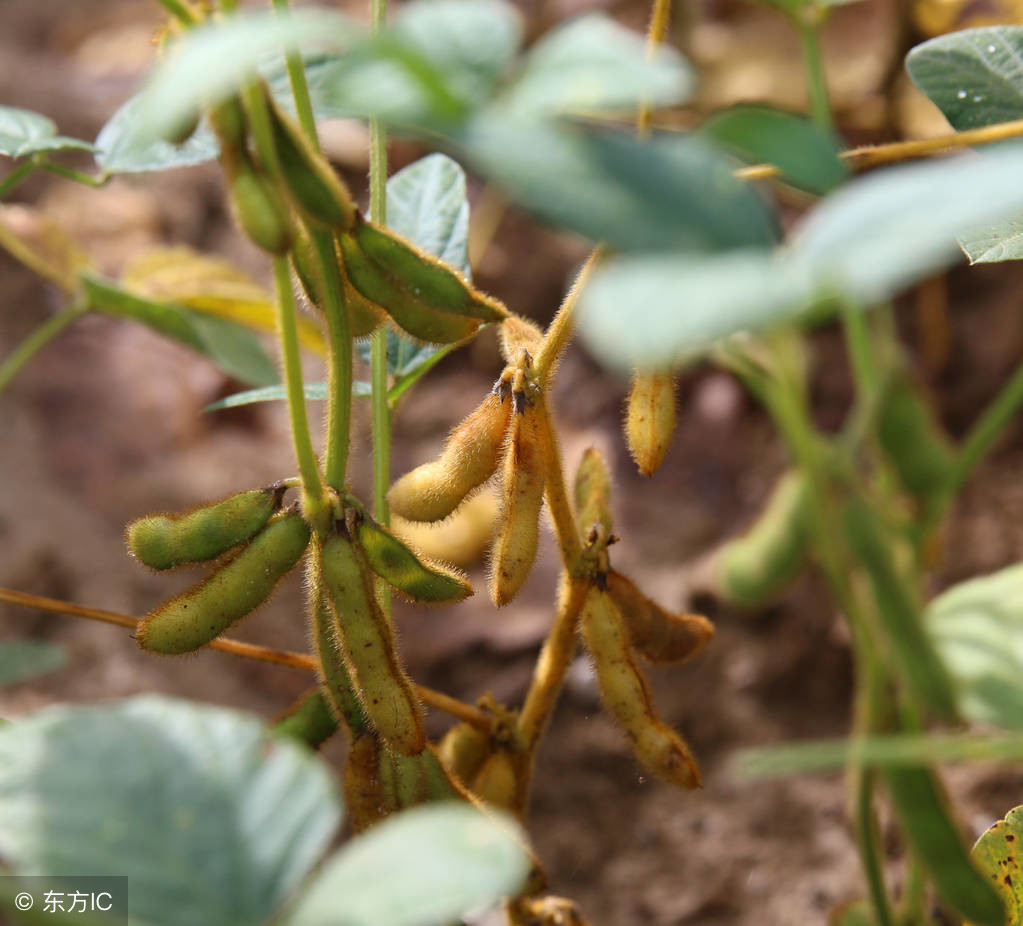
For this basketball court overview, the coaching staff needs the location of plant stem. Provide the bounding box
[273,257,327,519]
[534,247,603,386]
[946,357,1023,500]
[40,163,107,188]
[636,0,672,137]
[272,0,319,145]
[798,20,833,130]
[311,230,353,491]
[518,575,589,748]
[0,160,37,200]
[368,0,391,536]
[0,302,85,395]
[0,585,493,729]
[734,117,1023,182]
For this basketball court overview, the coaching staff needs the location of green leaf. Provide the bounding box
[971,804,1023,924]
[459,115,777,252]
[959,213,1023,263]
[387,153,471,276]
[700,104,848,194]
[81,275,278,386]
[928,563,1023,730]
[791,141,1023,305]
[0,696,341,926]
[134,9,361,146]
[394,0,523,109]
[0,641,65,688]
[737,731,1023,778]
[501,13,694,117]
[906,27,1023,131]
[204,381,372,413]
[95,95,219,175]
[0,106,93,159]
[578,251,813,369]
[286,804,530,926]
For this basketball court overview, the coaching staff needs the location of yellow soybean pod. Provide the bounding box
[490,397,546,607]
[126,487,279,571]
[607,571,714,665]
[388,385,513,522]
[625,370,677,477]
[498,314,543,365]
[137,509,311,655]
[357,516,472,604]
[319,531,426,755]
[438,721,491,787]
[581,587,700,789]
[574,447,613,537]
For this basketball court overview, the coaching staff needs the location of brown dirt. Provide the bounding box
[3,2,1023,925]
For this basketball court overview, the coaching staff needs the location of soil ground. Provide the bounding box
[4,1,1023,924]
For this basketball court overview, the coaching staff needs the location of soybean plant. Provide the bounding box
[87,2,722,920]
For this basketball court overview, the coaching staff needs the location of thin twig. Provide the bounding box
[0,587,491,729]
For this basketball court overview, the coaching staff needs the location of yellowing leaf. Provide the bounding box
[121,247,326,355]
[968,804,1023,926]
[0,205,91,294]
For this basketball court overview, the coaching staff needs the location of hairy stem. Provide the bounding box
[534,247,603,386]
[518,575,589,748]
[636,0,672,137]
[272,0,319,145]
[273,257,328,520]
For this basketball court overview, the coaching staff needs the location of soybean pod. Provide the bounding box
[126,486,280,571]
[581,587,700,789]
[138,509,311,655]
[270,687,339,749]
[357,515,472,604]
[318,530,426,755]
[388,381,513,522]
[714,470,812,608]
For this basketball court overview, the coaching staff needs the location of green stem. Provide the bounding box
[369,0,392,613]
[798,20,833,130]
[0,160,37,200]
[40,163,107,188]
[273,257,327,520]
[272,0,319,146]
[312,230,353,491]
[0,302,85,395]
[947,357,1023,499]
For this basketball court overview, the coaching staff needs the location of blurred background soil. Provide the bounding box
[4,0,1023,923]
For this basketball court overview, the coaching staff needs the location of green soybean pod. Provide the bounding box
[137,510,311,655]
[884,765,1005,926]
[208,96,247,153]
[126,487,279,570]
[843,500,959,723]
[877,375,955,505]
[226,157,294,255]
[319,531,426,755]
[352,219,506,323]
[438,721,491,787]
[337,232,480,345]
[715,470,812,608]
[308,580,368,736]
[270,687,338,749]
[266,94,355,232]
[357,516,473,604]
[344,732,397,833]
